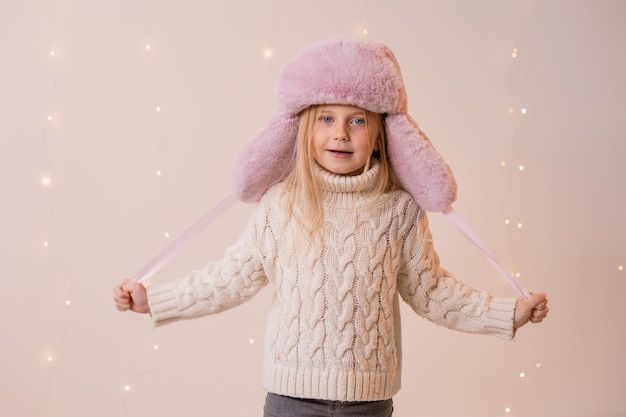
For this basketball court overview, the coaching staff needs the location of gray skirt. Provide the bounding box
[263,393,393,417]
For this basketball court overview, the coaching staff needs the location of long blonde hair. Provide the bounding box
[286,105,398,231]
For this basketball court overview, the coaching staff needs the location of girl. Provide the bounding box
[113,37,548,417]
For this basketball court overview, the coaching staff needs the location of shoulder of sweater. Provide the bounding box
[256,181,290,209]
[381,188,425,219]
[246,181,291,222]
[387,189,428,232]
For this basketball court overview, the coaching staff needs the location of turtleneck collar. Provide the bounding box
[315,161,381,206]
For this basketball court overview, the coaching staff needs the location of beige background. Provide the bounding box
[1,0,625,416]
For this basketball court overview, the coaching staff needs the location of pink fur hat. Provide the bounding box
[231,36,456,212]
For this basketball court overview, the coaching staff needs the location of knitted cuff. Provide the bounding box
[147,282,182,327]
[484,296,517,340]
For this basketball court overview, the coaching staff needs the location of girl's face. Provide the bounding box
[311,104,374,176]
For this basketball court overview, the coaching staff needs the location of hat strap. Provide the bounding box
[443,206,530,299]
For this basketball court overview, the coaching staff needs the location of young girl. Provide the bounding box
[113,37,548,417]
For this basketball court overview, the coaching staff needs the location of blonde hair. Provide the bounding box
[286,105,398,231]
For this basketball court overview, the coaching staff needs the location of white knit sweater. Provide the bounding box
[147,162,516,402]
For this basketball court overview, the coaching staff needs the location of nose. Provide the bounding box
[333,124,348,141]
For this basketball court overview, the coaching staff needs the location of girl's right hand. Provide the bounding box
[113,279,150,314]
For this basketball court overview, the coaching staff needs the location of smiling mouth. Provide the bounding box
[329,150,353,155]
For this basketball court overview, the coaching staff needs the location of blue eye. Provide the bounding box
[320,116,333,123]
[352,118,365,125]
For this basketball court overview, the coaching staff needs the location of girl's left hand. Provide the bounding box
[514,292,549,329]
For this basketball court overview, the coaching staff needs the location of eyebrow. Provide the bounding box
[318,109,366,118]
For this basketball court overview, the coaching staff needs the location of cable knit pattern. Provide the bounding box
[147,162,516,402]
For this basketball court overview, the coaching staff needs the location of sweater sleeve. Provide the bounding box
[147,215,268,327]
[396,205,516,340]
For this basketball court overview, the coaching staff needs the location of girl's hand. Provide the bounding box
[113,279,150,314]
[514,292,549,329]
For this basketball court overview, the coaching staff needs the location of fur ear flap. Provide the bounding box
[385,114,457,211]
[231,111,300,202]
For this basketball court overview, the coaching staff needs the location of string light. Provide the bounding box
[536,362,542,369]
[263,48,273,59]
[39,3,83,414]
[42,5,78,406]
[618,265,623,271]
[164,232,170,238]
[501,160,507,167]
[153,344,159,350]
[502,16,542,408]
[124,385,131,392]
[249,338,255,344]
[145,44,151,51]
[156,170,162,176]
[361,0,369,37]
[155,106,161,112]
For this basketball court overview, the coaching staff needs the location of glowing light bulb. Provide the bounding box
[43,241,49,247]
[47,115,53,121]
[47,355,53,362]
[263,48,273,59]
[249,338,255,344]
[517,222,523,229]
[519,372,525,378]
[65,299,71,306]
[511,48,518,58]
[521,108,527,114]
[156,106,161,112]
[508,107,514,114]
[536,362,542,368]
[518,165,525,171]
[153,344,159,350]
[515,272,521,278]
[164,232,170,238]
[501,160,507,167]
[505,408,511,413]
[42,176,51,186]
[362,29,368,35]
[156,170,162,176]
[50,50,55,57]
[618,265,623,271]
[124,385,131,392]
[504,219,510,225]
[145,44,151,50]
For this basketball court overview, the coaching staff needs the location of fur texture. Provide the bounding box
[231,36,457,212]
[231,111,299,202]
